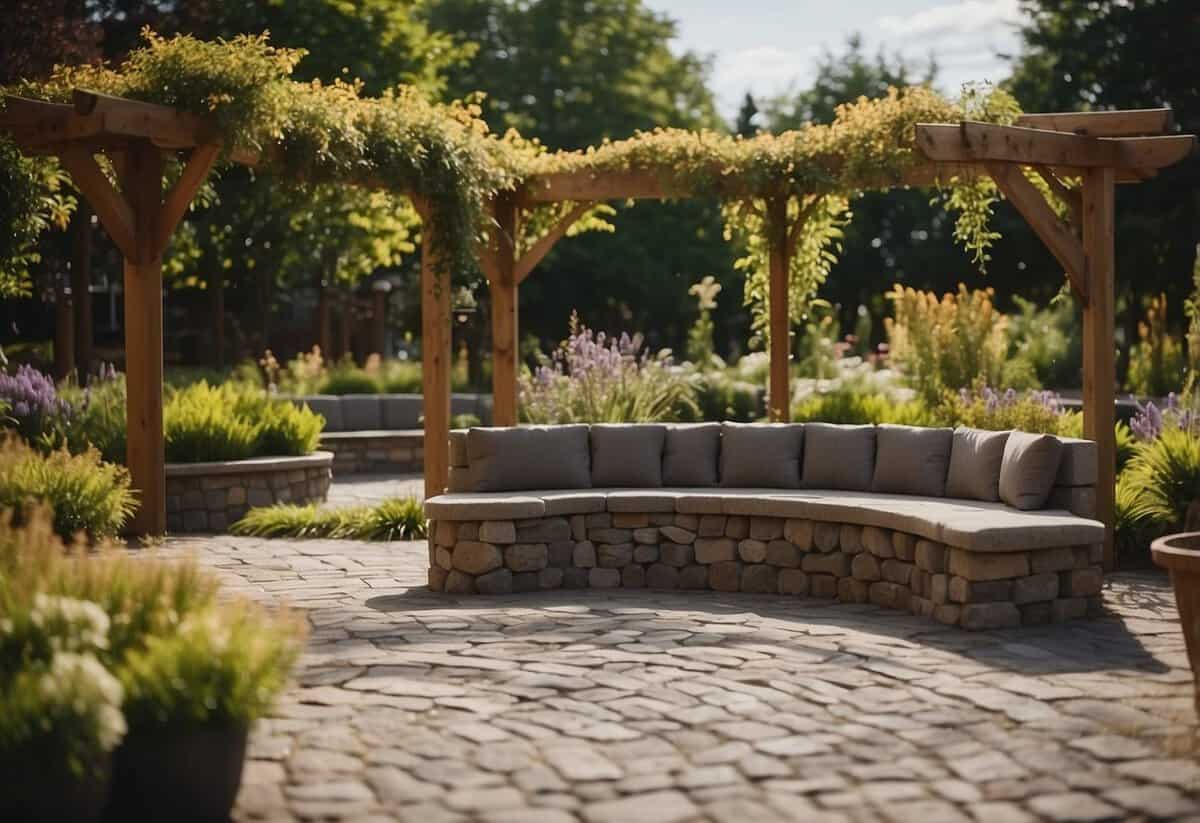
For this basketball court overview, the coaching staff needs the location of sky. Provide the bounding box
[642,0,1027,120]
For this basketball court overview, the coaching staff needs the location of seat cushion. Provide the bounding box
[662,423,720,486]
[590,424,666,487]
[424,493,546,521]
[945,427,1010,502]
[802,423,875,491]
[719,423,804,488]
[298,395,343,432]
[468,425,591,492]
[872,424,953,497]
[999,432,1064,510]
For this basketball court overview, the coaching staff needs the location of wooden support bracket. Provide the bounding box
[154,143,220,255]
[514,201,594,284]
[57,145,137,260]
[1032,165,1082,229]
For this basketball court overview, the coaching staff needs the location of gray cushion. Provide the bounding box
[662,423,720,486]
[871,424,953,497]
[801,423,876,491]
[382,395,423,429]
[999,431,1064,510]
[590,424,666,487]
[341,394,382,430]
[298,395,343,432]
[467,425,591,492]
[719,423,803,488]
[945,427,1010,502]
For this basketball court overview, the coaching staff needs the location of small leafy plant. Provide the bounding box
[231,497,426,541]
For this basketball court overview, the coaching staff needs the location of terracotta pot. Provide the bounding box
[104,725,248,823]
[0,753,111,823]
[1151,531,1200,715]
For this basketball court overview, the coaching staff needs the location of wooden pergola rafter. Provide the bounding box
[1,91,1193,570]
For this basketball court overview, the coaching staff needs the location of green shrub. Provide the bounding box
[1114,472,1168,566]
[319,369,380,395]
[1008,294,1081,389]
[695,372,761,422]
[1127,293,1186,397]
[233,392,324,457]
[941,386,1069,435]
[1121,427,1200,530]
[452,413,481,429]
[380,359,423,393]
[164,383,257,463]
[793,386,937,426]
[0,436,136,540]
[231,497,426,541]
[51,373,127,464]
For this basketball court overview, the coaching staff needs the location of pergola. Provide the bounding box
[1,90,1194,569]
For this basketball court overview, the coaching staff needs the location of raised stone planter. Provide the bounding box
[427,512,1104,630]
[165,452,333,533]
[320,430,423,475]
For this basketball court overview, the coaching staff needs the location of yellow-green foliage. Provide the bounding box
[164,382,323,463]
[793,387,938,426]
[1127,293,1186,397]
[1121,427,1200,529]
[231,497,426,541]
[0,436,135,540]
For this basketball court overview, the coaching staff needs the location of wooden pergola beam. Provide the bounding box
[917,122,1195,169]
[514,201,594,284]
[1016,108,1174,137]
[155,143,220,254]
[485,193,520,427]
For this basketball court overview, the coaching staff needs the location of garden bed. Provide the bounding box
[320,430,423,474]
[165,452,333,533]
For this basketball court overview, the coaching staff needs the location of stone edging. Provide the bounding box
[320,432,423,474]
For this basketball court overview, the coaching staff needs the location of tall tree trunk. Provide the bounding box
[71,204,93,381]
[54,274,74,380]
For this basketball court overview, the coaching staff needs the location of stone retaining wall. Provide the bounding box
[426,511,1103,630]
[166,452,334,533]
[320,431,423,474]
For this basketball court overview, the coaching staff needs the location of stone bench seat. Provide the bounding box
[424,422,1105,630]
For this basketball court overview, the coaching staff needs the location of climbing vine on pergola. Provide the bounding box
[0,33,1193,569]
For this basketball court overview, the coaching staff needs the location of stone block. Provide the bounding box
[881,559,914,586]
[738,539,767,564]
[458,522,480,541]
[695,538,736,564]
[208,512,228,532]
[548,541,574,568]
[1019,602,1053,625]
[914,540,945,572]
[809,574,838,599]
[589,568,621,589]
[166,514,183,533]
[838,577,870,604]
[598,543,634,568]
[678,565,709,590]
[839,524,864,554]
[573,541,597,568]
[633,528,659,545]
[910,570,927,597]
[428,566,447,591]
[516,517,570,542]
[750,517,784,541]
[930,574,949,605]
[813,522,840,553]
[778,569,808,595]
[453,541,503,575]
[660,526,696,544]
[435,547,453,571]
[444,570,475,594]
[960,602,1021,631]
[510,572,538,592]
[1049,597,1086,621]
[862,526,891,556]
[893,532,917,562]
[851,553,881,581]
[947,549,1029,581]
[505,543,549,572]
[590,528,633,544]
[247,488,273,508]
[586,513,612,528]
[227,486,247,507]
[570,515,587,541]
[538,567,564,590]
[622,564,646,588]
[659,543,694,567]
[1013,572,1059,604]
[740,564,777,594]
[645,563,679,589]
[725,516,749,539]
[477,568,514,594]
[948,576,1013,604]
[562,568,590,589]
[699,515,727,537]
[1060,567,1103,597]
[784,519,813,551]
[675,514,700,530]
[633,544,659,564]
[649,512,675,526]
[612,512,649,528]
[933,604,961,626]
[765,540,800,568]
[183,510,208,531]
[1031,547,1076,574]
[274,486,292,504]
[435,520,458,547]
[802,551,850,577]
[479,520,516,544]
[869,581,909,610]
[709,561,741,592]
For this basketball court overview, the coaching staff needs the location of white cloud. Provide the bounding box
[878,0,1022,39]
[712,44,821,114]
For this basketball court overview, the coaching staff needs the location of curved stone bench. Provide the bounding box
[424,423,1104,630]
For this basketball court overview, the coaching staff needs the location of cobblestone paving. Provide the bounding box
[321,474,424,510]
[166,536,1200,822]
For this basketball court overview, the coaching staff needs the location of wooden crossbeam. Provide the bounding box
[154,143,220,255]
[1016,108,1174,137]
[1,95,104,144]
[56,145,137,260]
[73,89,216,149]
[917,122,1195,169]
[987,162,1086,301]
[514,201,594,284]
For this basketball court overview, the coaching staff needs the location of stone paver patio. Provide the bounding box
[168,535,1200,822]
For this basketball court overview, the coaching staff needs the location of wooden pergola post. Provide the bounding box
[419,207,452,497]
[1082,167,1117,569]
[488,193,520,427]
[767,196,791,422]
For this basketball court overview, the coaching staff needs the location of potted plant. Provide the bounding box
[104,601,304,822]
[1151,532,1200,714]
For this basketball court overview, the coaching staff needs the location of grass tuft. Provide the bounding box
[231,497,426,541]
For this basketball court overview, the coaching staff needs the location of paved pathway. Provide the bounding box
[322,474,424,510]
[166,535,1200,822]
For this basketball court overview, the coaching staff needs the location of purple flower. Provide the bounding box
[0,364,69,440]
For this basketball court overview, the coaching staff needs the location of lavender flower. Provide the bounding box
[0,364,69,441]
[1131,394,1198,441]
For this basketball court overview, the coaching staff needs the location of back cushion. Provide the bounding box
[468,425,591,491]
[341,395,382,430]
[802,423,876,491]
[871,424,953,497]
[299,396,343,432]
[945,427,1010,502]
[591,424,666,487]
[662,423,720,486]
[719,423,804,488]
[999,431,1064,510]
[382,395,423,429]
